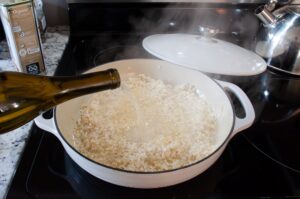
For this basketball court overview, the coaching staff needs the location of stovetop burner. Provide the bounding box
[93,45,148,66]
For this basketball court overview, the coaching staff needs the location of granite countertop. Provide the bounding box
[0,26,69,199]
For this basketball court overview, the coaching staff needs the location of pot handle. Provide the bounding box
[34,112,60,139]
[217,80,255,137]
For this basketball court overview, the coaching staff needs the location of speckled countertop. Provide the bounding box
[0,26,69,199]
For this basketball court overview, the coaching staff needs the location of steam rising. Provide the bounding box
[95,4,264,119]
[128,5,259,42]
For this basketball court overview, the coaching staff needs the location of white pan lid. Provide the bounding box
[143,34,267,76]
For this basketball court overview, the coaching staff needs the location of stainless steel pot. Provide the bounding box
[34,59,255,188]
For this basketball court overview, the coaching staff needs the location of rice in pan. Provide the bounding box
[73,73,218,172]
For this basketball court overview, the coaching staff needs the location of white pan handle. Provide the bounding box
[216,80,255,137]
[34,113,60,139]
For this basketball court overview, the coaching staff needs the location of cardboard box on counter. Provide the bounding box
[0,0,45,74]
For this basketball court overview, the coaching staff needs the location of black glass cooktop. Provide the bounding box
[4,32,300,199]
[6,119,300,198]
[5,3,300,199]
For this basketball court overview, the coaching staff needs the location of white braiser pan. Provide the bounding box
[35,58,256,188]
[35,33,266,188]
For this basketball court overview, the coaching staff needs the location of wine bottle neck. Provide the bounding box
[51,69,120,104]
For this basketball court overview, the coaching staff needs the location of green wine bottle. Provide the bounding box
[0,69,120,134]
